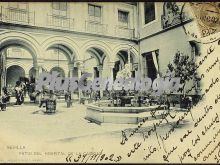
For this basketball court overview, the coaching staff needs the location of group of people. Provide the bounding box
[0,76,36,110]
[37,84,74,112]
[0,80,26,111]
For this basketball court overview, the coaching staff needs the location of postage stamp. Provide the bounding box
[190,2,220,38]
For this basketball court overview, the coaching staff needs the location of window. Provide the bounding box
[118,10,129,27]
[144,52,159,81]
[88,4,101,22]
[144,2,156,24]
[52,2,67,17]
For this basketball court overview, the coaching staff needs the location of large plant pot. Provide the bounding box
[46,100,56,113]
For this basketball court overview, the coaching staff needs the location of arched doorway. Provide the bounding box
[114,50,137,80]
[45,44,73,78]
[29,67,46,77]
[6,65,25,88]
[83,46,110,98]
[84,48,101,78]
[0,38,39,92]
[50,66,65,77]
[29,67,37,78]
[29,67,46,83]
[84,47,110,79]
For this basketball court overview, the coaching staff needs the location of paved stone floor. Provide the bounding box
[0,100,193,142]
[0,101,139,142]
[0,100,193,163]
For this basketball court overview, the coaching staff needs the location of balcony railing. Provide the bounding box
[0,7,137,39]
[47,14,74,29]
[115,26,135,39]
[85,21,108,34]
[0,7,35,25]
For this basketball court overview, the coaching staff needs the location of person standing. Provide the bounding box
[0,87,10,111]
[2,87,10,103]
[65,90,72,108]
[14,81,24,105]
[39,89,48,108]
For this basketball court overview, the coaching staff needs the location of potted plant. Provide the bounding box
[166,51,200,108]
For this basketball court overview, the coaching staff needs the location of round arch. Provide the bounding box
[29,67,37,78]
[7,62,29,75]
[29,66,47,78]
[81,40,112,63]
[42,36,80,63]
[0,31,42,64]
[112,44,139,64]
[46,47,72,64]
[6,65,25,87]
[50,66,65,77]
[86,49,103,65]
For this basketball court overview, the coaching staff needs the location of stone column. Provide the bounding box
[141,55,147,78]
[133,63,139,79]
[35,59,44,79]
[97,65,103,98]
[36,66,43,78]
[34,66,39,79]
[25,66,29,79]
[108,62,115,81]
[68,63,74,78]
[128,47,131,78]
[0,50,6,96]
[77,61,84,102]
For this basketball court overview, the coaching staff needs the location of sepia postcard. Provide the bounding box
[0,1,220,163]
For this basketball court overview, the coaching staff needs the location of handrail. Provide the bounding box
[47,14,74,29]
[85,20,108,34]
[0,7,35,25]
[115,25,135,39]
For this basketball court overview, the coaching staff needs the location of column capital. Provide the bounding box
[37,59,44,67]
[75,60,83,65]
[108,62,115,69]
[97,65,103,71]
[68,63,75,69]
[76,60,84,71]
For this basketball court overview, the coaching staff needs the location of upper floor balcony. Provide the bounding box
[0,6,136,40]
[0,7,35,25]
[115,26,135,39]
[47,14,74,29]
[85,20,108,35]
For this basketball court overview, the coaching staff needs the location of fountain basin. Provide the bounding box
[85,104,167,124]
